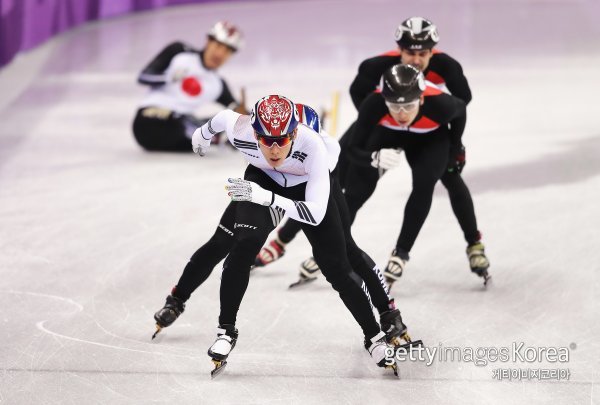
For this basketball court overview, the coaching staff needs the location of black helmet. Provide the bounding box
[395,17,439,50]
[380,64,426,103]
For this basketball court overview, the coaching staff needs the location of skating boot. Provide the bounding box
[365,331,398,376]
[467,242,491,286]
[288,257,321,288]
[254,237,286,268]
[380,308,424,353]
[207,324,239,378]
[383,249,409,291]
[380,308,408,344]
[151,294,185,339]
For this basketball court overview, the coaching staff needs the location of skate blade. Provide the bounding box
[386,363,399,377]
[210,359,227,379]
[151,324,162,340]
[390,333,412,347]
[394,339,424,355]
[384,278,397,292]
[288,277,317,289]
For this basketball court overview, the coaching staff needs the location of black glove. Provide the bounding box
[447,145,466,174]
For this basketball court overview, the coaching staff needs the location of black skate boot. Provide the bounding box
[288,257,321,288]
[151,294,185,340]
[380,308,424,354]
[364,331,398,376]
[383,248,409,291]
[380,309,408,344]
[208,324,239,378]
[467,242,491,286]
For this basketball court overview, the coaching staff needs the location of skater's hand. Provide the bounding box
[371,148,403,170]
[192,125,213,156]
[225,178,274,206]
[447,145,466,173]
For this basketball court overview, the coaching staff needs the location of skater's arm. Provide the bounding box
[137,42,187,86]
[442,94,467,151]
[349,55,392,110]
[448,105,467,150]
[349,62,377,110]
[216,81,248,114]
[436,53,472,104]
[225,144,331,226]
[192,109,241,154]
[216,79,236,108]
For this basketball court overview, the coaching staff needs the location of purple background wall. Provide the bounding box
[0,0,231,68]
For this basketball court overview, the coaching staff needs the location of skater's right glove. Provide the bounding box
[371,148,403,170]
[225,178,274,206]
[447,145,466,173]
[192,121,216,156]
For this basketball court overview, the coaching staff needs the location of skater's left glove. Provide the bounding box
[447,144,466,173]
[225,178,274,206]
[371,148,403,170]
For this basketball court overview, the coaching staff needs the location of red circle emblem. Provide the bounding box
[182,77,202,96]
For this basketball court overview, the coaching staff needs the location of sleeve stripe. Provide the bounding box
[298,201,316,224]
[207,119,218,135]
[294,201,316,224]
[294,201,307,222]
[268,207,278,227]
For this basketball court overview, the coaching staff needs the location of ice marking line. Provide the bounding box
[36,321,201,360]
[2,290,84,311]
[3,289,189,352]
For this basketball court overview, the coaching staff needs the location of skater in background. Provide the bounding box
[345,64,492,289]
[152,95,407,377]
[133,21,247,152]
[256,17,490,286]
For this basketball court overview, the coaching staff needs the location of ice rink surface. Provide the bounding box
[1,0,600,404]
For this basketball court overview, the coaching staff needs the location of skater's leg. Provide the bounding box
[153,202,237,331]
[394,136,449,253]
[218,164,278,326]
[332,175,391,314]
[254,218,301,267]
[301,196,381,340]
[440,171,480,244]
[440,171,491,280]
[218,201,274,325]
[133,108,197,152]
[174,202,237,301]
[277,218,303,244]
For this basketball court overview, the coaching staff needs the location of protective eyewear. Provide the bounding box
[385,99,420,113]
[256,134,293,148]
